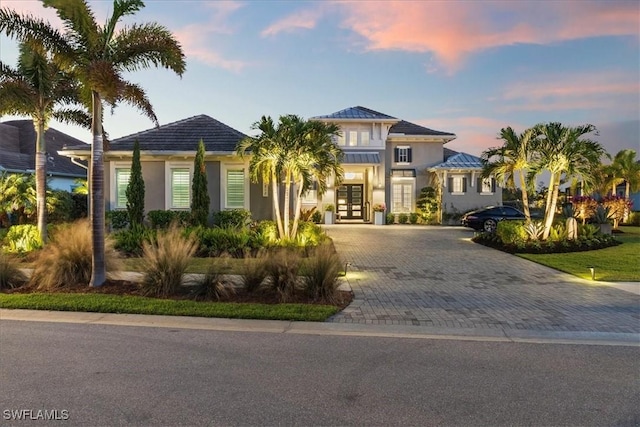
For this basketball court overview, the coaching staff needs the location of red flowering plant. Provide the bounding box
[372,203,386,212]
[571,196,598,224]
[601,195,632,229]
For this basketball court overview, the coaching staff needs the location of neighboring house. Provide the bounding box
[0,120,88,191]
[58,115,274,220]
[310,106,500,221]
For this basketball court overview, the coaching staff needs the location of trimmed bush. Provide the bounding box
[385,213,395,224]
[107,210,130,230]
[472,231,619,254]
[113,226,156,256]
[126,140,145,227]
[47,190,74,223]
[191,140,210,227]
[147,210,191,229]
[4,224,43,254]
[30,220,121,290]
[496,221,526,245]
[311,210,322,224]
[196,226,251,257]
[303,243,342,303]
[295,221,326,247]
[0,252,27,289]
[409,213,420,224]
[213,209,251,229]
[140,225,198,297]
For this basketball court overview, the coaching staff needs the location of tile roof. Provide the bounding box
[311,106,397,121]
[389,120,455,137]
[0,120,88,177]
[343,152,381,164]
[64,115,247,153]
[430,152,483,170]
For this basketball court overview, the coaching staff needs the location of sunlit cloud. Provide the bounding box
[261,5,327,37]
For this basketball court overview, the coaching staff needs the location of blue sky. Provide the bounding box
[1,0,638,157]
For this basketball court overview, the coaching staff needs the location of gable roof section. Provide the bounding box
[311,106,398,121]
[0,120,88,177]
[107,115,247,152]
[430,152,483,170]
[389,120,455,137]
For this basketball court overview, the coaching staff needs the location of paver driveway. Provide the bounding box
[324,225,639,333]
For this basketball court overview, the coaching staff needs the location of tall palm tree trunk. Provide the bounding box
[90,91,106,287]
[291,180,305,240]
[543,173,556,219]
[542,175,561,240]
[270,171,284,238]
[518,170,531,222]
[283,171,291,239]
[34,118,47,243]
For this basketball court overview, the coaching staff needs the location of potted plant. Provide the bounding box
[594,205,612,235]
[373,203,386,225]
[324,204,335,225]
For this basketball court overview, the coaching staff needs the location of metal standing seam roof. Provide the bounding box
[343,152,381,164]
[430,152,483,170]
[311,106,398,121]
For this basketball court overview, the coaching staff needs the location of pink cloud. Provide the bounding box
[261,6,327,37]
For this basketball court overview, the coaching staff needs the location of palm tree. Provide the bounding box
[237,115,343,240]
[1,0,186,286]
[533,122,605,240]
[481,126,537,222]
[0,41,89,242]
[609,149,640,199]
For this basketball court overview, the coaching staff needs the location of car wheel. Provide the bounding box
[483,219,497,233]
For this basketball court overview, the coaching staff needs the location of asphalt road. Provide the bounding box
[1,320,638,426]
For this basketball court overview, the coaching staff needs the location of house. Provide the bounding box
[58,114,274,220]
[310,106,500,220]
[0,120,88,191]
[58,109,500,223]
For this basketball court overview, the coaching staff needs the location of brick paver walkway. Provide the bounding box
[324,225,640,333]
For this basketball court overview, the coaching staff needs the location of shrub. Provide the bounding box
[398,213,409,224]
[196,226,251,257]
[409,213,420,224]
[191,140,210,227]
[240,249,269,293]
[303,243,342,303]
[416,186,439,222]
[625,211,640,226]
[385,213,395,224]
[140,225,198,297]
[578,223,598,239]
[496,221,526,245]
[4,224,43,254]
[70,193,88,219]
[213,209,251,229]
[47,190,74,223]
[0,252,27,289]
[571,196,597,224]
[548,222,568,242]
[113,226,156,257]
[189,258,234,301]
[295,221,325,247]
[251,220,278,247]
[147,210,191,229]
[126,140,146,227]
[107,210,130,230]
[30,220,121,290]
[266,248,301,302]
[311,211,322,224]
[524,221,544,241]
[601,196,631,229]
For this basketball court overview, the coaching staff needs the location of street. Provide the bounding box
[1,320,638,426]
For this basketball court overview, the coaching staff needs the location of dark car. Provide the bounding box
[461,206,528,232]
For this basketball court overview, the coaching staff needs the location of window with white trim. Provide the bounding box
[394,146,412,164]
[392,181,414,213]
[170,168,191,209]
[226,169,245,208]
[361,131,370,146]
[336,133,345,146]
[114,167,131,209]
[481,177,494,194]
[449,176,467,194]
[348,131,358,147]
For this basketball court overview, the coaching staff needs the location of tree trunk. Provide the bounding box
[543,176,554,220]
[283,170,291,239]
[271,172,284,239]
[542,174,560,240]
[90,91,106,287]
[518,171,531,222]
[291,180,304,240]
[34,118,47,243]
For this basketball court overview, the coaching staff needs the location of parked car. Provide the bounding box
[461,206,529,232]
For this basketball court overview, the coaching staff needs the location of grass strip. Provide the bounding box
[517,226,640,282]
[0,293,338,322]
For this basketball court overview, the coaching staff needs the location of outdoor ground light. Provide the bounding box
[588,266,595,280]
[344,262,352,276]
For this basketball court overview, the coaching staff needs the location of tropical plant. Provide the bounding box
[608,149,640,199]
[1,0,186,286]
[3,224,43,254]
[126,140,145,228]
[601,196,630,229]
[532,122,604,240]
[571,196,598,224]
[0,252,27,289]
[237,115,343,240]
[140,225,197,297]
[0,173,37,226]
[496,221,527,244]
[191,139,209,227]
[524,221,545,241]
[30,220,121,290]
[212,209,251,229]
[482,127,538,222]
[0,40,89,243]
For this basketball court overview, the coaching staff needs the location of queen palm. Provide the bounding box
[0,41,89,242]
[533,122,604,240]
[1,0,185,286]
[481,126,537,222]
[609,149,640,199]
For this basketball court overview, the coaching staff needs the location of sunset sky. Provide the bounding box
[1,0,638,157]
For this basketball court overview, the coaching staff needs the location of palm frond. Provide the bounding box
[0,8,71,56]
[42,0,99,51]
[119,82,158,126]
[52,108,92,130]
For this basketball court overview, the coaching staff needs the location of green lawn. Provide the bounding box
[517,226,640,282]
[0,293,338,321]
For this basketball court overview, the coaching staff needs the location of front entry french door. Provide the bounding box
[337,184,363,219]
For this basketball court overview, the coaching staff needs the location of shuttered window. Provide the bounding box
[115,168,131,209]
[478,177,496,194]
[227,170,245,208]
[171,168,190,209]
[449,176,467,194]
[394,147,412,163]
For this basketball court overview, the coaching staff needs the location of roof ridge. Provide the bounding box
[111,114,210,142]
[354,106,396,119]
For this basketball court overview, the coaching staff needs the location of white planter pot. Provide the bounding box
[374,211,385,225]
[324,211,335,225]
